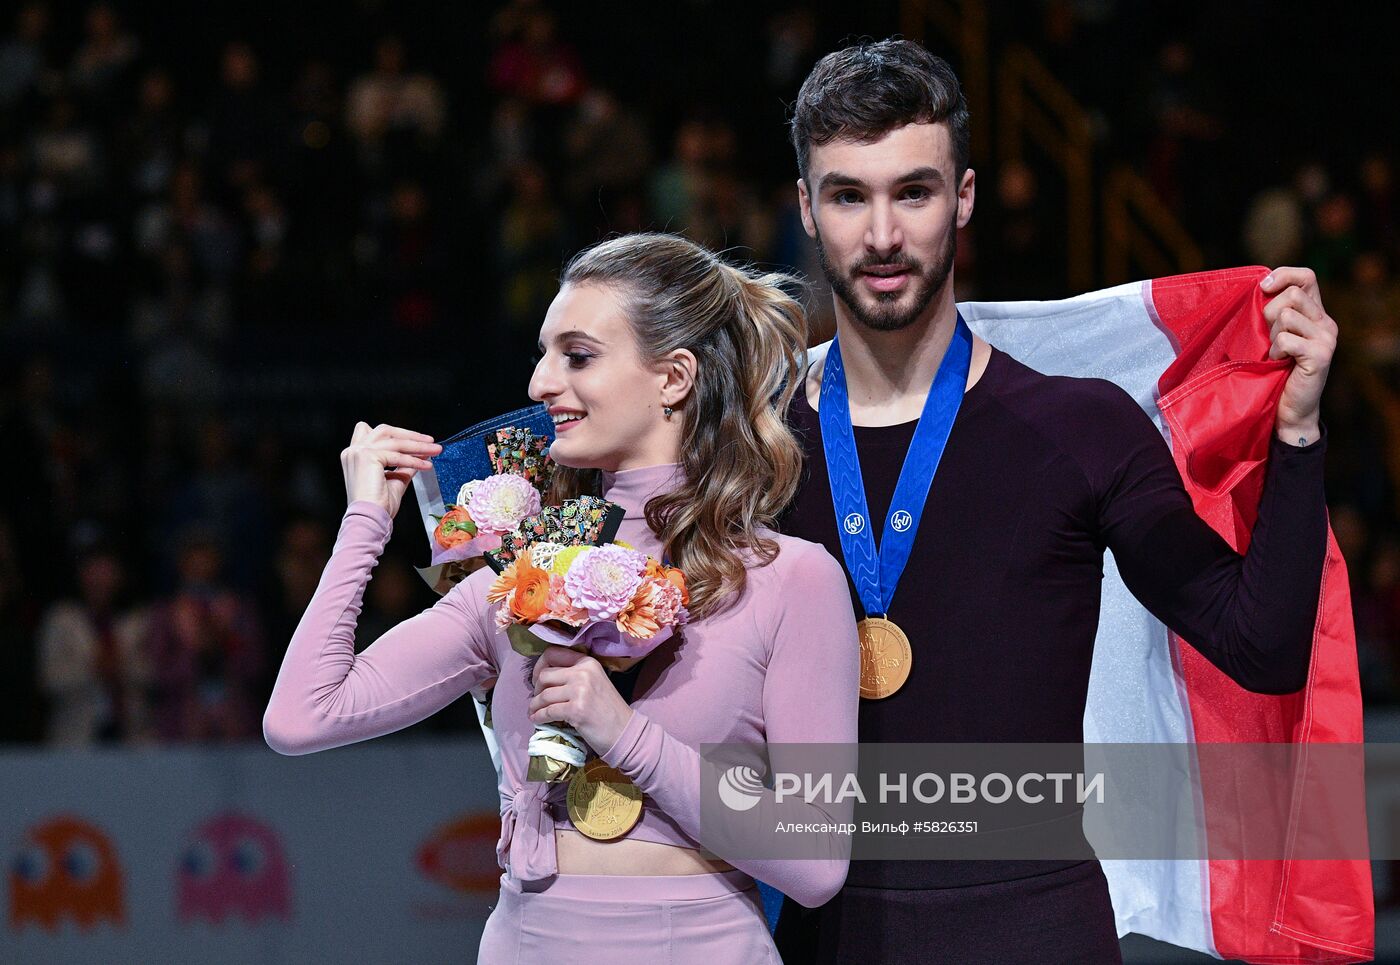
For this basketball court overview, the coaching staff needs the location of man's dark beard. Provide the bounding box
[815,225,956,333]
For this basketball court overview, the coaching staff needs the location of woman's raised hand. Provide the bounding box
[341,422,442,518]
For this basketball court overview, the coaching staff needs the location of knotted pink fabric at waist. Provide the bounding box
[496,781,560,880]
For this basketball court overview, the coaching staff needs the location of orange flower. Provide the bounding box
[662,566,689,606]
[617,581,661,639]
[433,507,477,549]
[486,548,533,604]
[509,553,551,623]
[643,558,666,581]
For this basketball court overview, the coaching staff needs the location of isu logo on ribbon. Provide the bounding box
[843,513,865,535]
[890,510,913,533]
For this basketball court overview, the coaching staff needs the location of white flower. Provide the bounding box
[455,479,481,508]
[525,541,566,571]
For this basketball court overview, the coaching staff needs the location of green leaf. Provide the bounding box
[507,622,550,658]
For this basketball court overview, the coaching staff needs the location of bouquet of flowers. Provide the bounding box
[426,426,555,567]
[485,499,690,782]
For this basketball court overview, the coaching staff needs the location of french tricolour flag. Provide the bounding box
[959,266,1372,962]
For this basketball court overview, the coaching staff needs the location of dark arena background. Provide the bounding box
[2,1,1398,962]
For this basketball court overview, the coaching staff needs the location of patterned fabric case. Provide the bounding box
[484,496,625,573]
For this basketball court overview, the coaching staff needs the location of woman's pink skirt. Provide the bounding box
[477,869,779,964]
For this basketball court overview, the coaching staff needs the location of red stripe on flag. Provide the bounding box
[1149,268,1373,963]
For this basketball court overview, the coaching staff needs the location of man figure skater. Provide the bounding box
[774,39,1336,964]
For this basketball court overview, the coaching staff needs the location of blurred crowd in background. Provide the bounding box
[1,0,1397,746]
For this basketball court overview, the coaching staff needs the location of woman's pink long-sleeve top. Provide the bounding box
[263,463,859,907]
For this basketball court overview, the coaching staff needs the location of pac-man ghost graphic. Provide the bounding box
[416,812,500,893]
[176,812,292,924]
[9,814,125,932]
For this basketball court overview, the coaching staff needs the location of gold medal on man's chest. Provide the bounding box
[567,757,644,840]
[858,616,912,699]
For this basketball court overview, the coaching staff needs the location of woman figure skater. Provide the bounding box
[263,232,860,963]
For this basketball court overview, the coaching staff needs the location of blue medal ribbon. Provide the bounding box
[819,314,973,618]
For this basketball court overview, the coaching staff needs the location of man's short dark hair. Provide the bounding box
[790,39,971,183]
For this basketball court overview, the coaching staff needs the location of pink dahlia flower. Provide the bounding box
[467,473,540,535]
[563,545,646,622]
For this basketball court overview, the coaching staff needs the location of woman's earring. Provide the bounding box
[663,405,674,420]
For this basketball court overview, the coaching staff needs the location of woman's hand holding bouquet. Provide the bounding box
[525,645,635,763]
